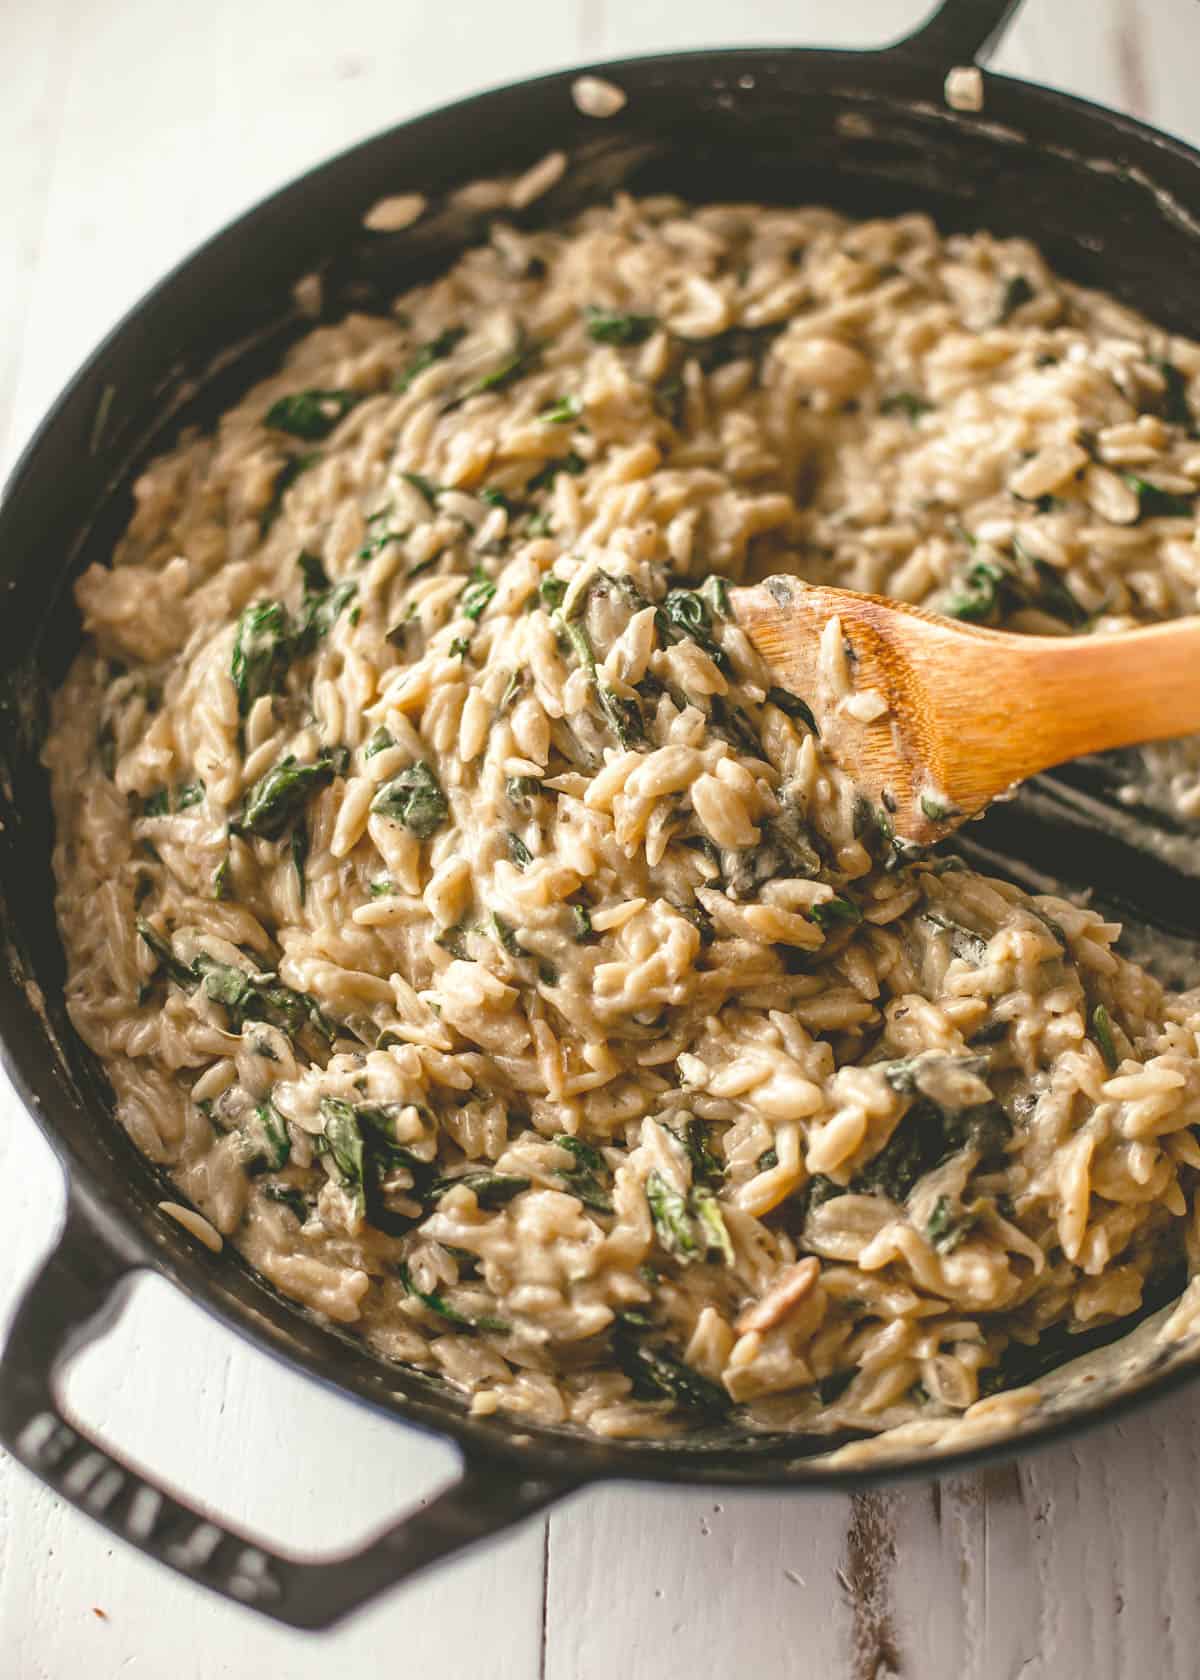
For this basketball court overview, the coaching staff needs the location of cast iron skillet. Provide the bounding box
[4,0,1200,1628]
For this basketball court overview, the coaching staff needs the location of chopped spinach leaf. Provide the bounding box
[506,775,538,811]
[213,856,233,901]
[235,753,339,841]
[295,575,357,654]
[539,395,582,425]
[613,1319,731,1416]
[528,451,586,492]
[398,1262,508,1333]
[677,322,784,375]
[370,761,448,837]
[765,686,819,733]
[261,451,320,535]
[290,819,309,905]
[487,912,521,957]
[647,1172,701,1259]
[699,575,733,620]
[553,1135,613,1213]
[1152,358,1193,429]
[811,896,862,930]
[656,587,728,671]
[691,1187,734,1263]
[571,903,593,941]
[401,470,441,508]
[175,780,206,811]
[1122,472,1194,520]
[231,600,291,716]
[998,274,1036,321]
[920,794,958,822]
[364,727,395,759]
[585,306,657,346]
[263,1184,310,1222]
[880,390,932,421]
[926,1193,974,1253]
[429,1170,531,1208]
[506,830,533,869]
[460,568,497,621]
[394,326,466,393]
[297,549,330,593]
[1092,1003,1119,1071]
[242,1100,291,1172]
[538,574,568,611]
[265,388,360,441]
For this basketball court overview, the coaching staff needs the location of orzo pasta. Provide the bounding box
[45,196,1200,1443]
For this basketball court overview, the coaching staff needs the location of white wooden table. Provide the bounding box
[5,2,1200,1673]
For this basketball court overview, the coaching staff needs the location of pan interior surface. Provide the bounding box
[5,48,1200,1486]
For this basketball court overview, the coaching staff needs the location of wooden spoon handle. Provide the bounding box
[924,616,1200,810]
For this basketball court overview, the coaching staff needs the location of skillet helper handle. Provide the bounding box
[889,0,1026,65]
[0,1194,574,1628]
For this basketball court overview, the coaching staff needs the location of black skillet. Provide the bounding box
[3,0,1200,1629]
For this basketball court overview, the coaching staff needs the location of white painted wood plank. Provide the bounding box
[544,1481,857,1679]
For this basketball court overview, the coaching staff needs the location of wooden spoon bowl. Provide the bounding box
[733,576,1200,847]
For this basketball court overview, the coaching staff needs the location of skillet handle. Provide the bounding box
[0,1194,574,1627]
[888,0,1025,65]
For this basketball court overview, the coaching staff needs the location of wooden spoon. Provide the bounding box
[733,576,1200,848]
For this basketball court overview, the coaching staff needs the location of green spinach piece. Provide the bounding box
[926,1194,974,1253]
[370,761,448,837]
[646,1170,699,1258]
[460,568,497,621]
[261,451,320,535]
[506,831,533,869]
[555,611,644,747]
[528,451,586,493]
[811,896,862,930]
[1092,1003,1119,1071]
[231,600,291,716]
[236,753,340,841]
[1152,358,1193,429]
[678,323,784,375]
[290,819,309,905]
[365,727,395,759]
[553,1136,613,1213]
[263,1184,310,1222]
[265,388,360,441]
[136,920,337,1046]
[539,395,582,425]
[398,1262,508,1333]
[612,1319,731,1417]
[1122,472,1195,520]
[691,1187,734,1263]
[922,910,988,964]
[585,307,657,346]
[394,326,466,393]
[998,275,1035,320]
[880,391,932,421]
[429,1171,531,1209]
[765,687,819,733]
[676,1116,724,1186]
[656,587,729,671]
[242,1100,291,1172]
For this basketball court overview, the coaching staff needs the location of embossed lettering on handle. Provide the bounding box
[0,1194,573,1626]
